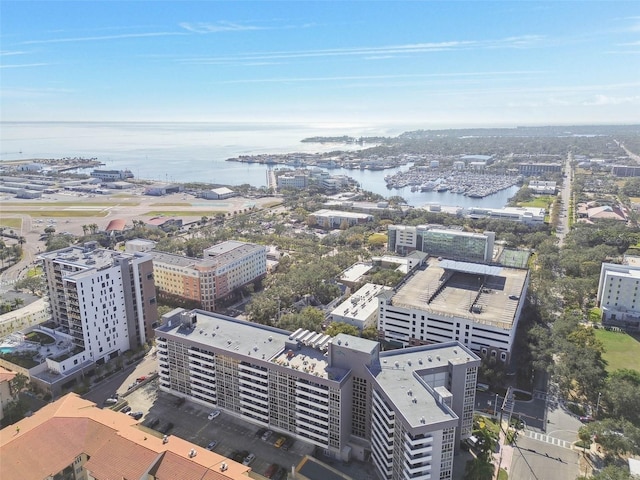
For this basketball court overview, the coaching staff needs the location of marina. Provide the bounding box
[387,168,520,198]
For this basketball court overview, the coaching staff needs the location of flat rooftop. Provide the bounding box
[157,311,345,381]
[40,245,122,270]
[391,257,527,330]
[331,283,391,322]
[372,342,479,428]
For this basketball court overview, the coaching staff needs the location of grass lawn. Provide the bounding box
[519,196,553,208]
[8,210,110,218]
[5,201,139,207]
[594,329,640,373]
[144,210,226,217]
[150,202,192,206]
[0,218,22,229]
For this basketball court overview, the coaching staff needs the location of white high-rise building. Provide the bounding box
[156,309,480,480]
[40,242,158,363]
[597,261,640,330]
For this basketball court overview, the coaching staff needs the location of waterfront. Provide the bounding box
[1,121,518,208]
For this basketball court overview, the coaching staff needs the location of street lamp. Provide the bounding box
[595,392,601,418]
[494,393,499,417]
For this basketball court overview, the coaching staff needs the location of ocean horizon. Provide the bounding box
[0,121,519,208]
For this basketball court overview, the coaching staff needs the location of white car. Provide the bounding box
[207,410,221,420]
[242,453,256,466]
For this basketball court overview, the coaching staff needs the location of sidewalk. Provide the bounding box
[493,421,515,478]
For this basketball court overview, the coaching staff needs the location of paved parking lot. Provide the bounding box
[121,382,314,476]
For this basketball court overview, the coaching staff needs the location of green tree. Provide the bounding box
[325,322,359,337]
[602,369,640,426]
[10,372,29,394]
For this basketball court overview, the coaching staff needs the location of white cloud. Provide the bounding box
[176,35,546,65]
[0,50,29,57]
[0,63,50,69]
[21,31,185,45]
[179,21,264,33]
[582,94,640,106]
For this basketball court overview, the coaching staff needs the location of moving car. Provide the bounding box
[206,441,217,450]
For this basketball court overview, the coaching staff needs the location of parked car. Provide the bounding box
[121,405,132,414]
[261,430,273,442]
[281,438,294,451]
[579,416,594,423]
[274,436,286,448]
[208,410,221,420]
[242,453,256,466]
[264,464,279,478]
[128,411,143,420]
[104,397,118,405]
[206,441,217,450]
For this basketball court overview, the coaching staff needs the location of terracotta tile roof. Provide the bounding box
[0,366,17,383]
[0,394,250,480]
[105,218,127,232]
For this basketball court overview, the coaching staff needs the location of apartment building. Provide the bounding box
[40,242,158,364]
[0,393,250,480]
[151,241,267,311]
[387,225,495,263]
[597,261,640,331]
[378,257,529,362]
[156,309,480,480]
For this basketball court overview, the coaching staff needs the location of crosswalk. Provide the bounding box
[525,431,572,449]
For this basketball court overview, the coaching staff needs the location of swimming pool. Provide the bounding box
[0,347,15,354]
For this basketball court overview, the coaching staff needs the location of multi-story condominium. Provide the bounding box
[378,257,529,362]
[597,261,640,331]
[309,209,373,229]
[277,172,308,189]
[156,309,480,480]
[0,393,250,480]
[151,241,267,311]
[387,225,495,263]
[517,163,562,175]
[40,242,158,364]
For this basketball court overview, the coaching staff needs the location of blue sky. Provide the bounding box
[1,1,639,129]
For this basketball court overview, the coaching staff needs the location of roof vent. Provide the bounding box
[220,463,228,472]
[428,356,432,362]
[188,449,197,458]
[407,389,413,396]
[418,358,423,364]
[407,360,412,366]
[394,361,400,368]
[268,336,273,342]
[412,398,417,404]
[420,416,426,424]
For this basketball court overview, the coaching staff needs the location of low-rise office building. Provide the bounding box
[387,225,495,263]
[156,309,480,480]
[330,283,392,330]
[378,257,529,362]
[309,209,373,229]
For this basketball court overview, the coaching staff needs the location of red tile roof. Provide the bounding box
[105,218,127,232]
[0,394,250,480]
